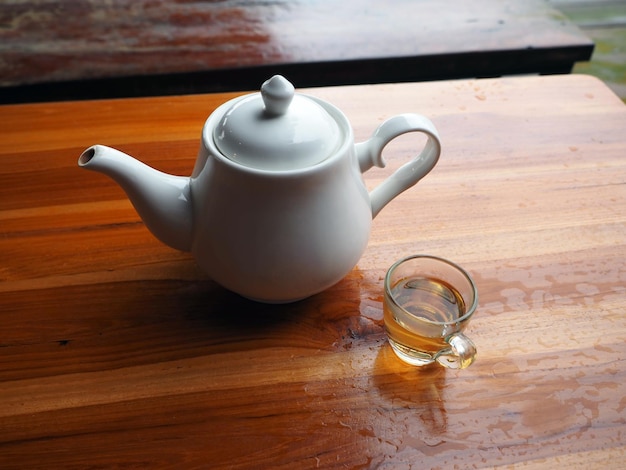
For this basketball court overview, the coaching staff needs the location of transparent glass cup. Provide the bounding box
[384,255,478,369]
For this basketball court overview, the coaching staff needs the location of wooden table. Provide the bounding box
[0,0,594,104]
[1,74,625,468]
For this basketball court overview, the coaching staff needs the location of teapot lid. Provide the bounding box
[213,75,341,171]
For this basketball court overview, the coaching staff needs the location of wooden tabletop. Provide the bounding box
[0,0,593,103]
[1,74,625,468]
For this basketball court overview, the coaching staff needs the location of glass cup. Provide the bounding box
[384,255,478,369]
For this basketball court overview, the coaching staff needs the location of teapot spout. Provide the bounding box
[78,145,193,252]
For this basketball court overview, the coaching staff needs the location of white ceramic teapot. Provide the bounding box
[78,76,441,302]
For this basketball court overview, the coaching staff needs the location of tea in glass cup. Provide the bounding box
[384,255,478,369]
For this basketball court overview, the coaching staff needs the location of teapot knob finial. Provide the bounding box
[261,75,295,116]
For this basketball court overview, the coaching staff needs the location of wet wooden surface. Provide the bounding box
[0,0,594,103]
[1,74,625,468]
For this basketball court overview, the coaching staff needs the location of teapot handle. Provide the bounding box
[356,114,441,218]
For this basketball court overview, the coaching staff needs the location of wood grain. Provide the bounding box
[0,0,593,103]
[1,75,625,468]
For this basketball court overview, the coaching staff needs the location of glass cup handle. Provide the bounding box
[355,113,441,218]
[434,333,477,369]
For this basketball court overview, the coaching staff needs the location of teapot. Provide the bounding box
[78,76,441,303]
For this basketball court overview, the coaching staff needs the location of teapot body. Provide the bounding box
[78,76,441,304]
[190,97,372,302]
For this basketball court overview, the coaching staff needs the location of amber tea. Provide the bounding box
[384,255,478,368]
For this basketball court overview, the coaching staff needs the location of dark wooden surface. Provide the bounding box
[0,0,594,103]
[1,74,625,468]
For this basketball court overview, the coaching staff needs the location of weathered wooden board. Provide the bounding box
[1,75,625,468]
[0,0,593,103]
